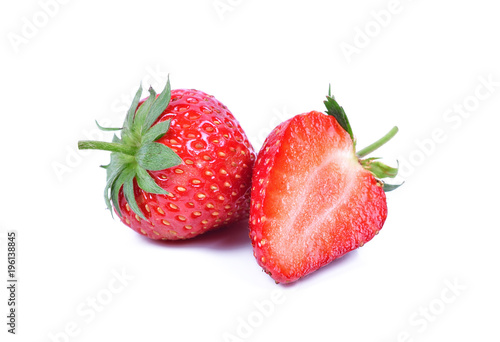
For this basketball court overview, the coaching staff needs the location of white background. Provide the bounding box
[1,0,499,341]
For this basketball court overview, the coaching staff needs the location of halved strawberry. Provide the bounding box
[250,89,400,283]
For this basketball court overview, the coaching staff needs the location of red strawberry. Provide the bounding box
[250,90,401,283]
[78,78,255,240]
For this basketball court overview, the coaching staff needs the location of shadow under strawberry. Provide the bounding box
[136,218,252,251]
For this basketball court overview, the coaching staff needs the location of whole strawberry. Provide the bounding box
[250,88,401,283]
[78,78,255,240]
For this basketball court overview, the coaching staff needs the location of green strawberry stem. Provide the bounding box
[356,126,399,158]
[78,140,137,156]
[324,88,402,192]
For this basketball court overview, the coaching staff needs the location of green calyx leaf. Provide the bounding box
[361,158,398,179]
[142,119,172,144]
[123,176,145,220]
[77,76,181,219]
[324,86,355,144]
[144,76,171,130]
[95,120,122,131]
[324,85,402,192]
[383,182,404,192]
[136,167,168,195]
[133,86,157,134]
[136,142,182,171]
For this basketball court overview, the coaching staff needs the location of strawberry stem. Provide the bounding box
[356,126,398,158]
[78,140,137,156]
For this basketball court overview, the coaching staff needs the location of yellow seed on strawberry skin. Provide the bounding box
[157,207,165,215]
[162,220,171,226]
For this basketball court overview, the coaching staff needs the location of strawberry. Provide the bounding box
[249,89,401,283]
[78,78,255,240]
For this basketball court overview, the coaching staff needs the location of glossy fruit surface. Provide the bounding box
[79,80,255,240]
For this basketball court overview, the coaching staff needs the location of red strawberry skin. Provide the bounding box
[117,89,255,240]
[249,111,387,283]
